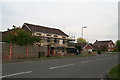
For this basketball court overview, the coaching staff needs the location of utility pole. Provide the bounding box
[82,26,87,38]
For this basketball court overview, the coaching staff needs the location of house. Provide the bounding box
[1,23,75,56]
[82,43,94,52]
[93,40,115,52]
[68,43,94,53]
[1,27,20,42]
[22,23,75,55]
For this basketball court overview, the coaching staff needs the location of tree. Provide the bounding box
[115,40,120,52]
[77,37,87,43]
[5,27,40,45]
[75,46,81,52]
[5,26,41,58]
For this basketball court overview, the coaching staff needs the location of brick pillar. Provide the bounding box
[26,44,28,57]
[47,45,50,56]
[52,50,55,55]
[9,43,12,59]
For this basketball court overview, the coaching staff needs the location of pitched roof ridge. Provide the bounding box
[24,22,69,37]
[96,40,112,42]
[24,22,61,30]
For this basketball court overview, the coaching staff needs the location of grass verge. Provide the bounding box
[108,64,120,80]
[2,54,96,63]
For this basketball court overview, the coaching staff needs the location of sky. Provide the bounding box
[0,0,119,43]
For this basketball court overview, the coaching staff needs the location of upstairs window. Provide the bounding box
[47,34,51,36]
[54,35,58,37]
[47,38,50,42]
[62,36,66,38]
[36,33,41,36]
[54,39,57,43]
[63,40,66,44]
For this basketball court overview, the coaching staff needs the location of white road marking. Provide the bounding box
[81,60,89,63]
[1,71,32,78]
[49,64,74,69]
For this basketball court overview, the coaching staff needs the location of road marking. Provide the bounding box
[1,71,32,78]
[81,60,89,63]
[49,64,74,69]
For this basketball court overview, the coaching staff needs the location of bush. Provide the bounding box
[75,46,81,52]
[97,51,101,54]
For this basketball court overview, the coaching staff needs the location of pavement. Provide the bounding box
[1,54,118,78]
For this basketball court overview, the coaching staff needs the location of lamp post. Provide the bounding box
[82,26,87,38]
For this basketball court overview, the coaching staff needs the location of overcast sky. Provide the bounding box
[0,0,119,43]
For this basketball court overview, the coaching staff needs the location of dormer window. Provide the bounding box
[54,35,58,37]
[62,36,66,38]
[47,34,51,36]
[36,33,41,36]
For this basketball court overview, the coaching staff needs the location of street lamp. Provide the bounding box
[82,26,87,38]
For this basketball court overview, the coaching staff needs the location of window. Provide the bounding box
[47,34,51,36]
[54,39,57,43]
[62,36,66,38]
[47,38,50,42]
[59,40,63,44]
[36,33,41,36]
[63,40,66,44]
[111,45,114,48]
[54,35,58,37]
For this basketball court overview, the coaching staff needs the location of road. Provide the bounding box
[1,54,118,78]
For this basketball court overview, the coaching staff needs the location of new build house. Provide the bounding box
[93,40,115,52]
[68,43,94,53]
[22,23,75,55]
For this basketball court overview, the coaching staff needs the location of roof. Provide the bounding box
[22,23,69,37]
[94,40,112,45]
[68,43,92,48]
[89,43,94,47]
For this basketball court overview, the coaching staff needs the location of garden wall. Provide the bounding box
[2,43,47,60]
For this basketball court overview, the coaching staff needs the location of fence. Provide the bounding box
[1,43,47,60]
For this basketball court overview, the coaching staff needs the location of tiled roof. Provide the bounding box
[89,43,94,47]
[69,43,88,48]
[94,40,112,45]
[23,23,69,37]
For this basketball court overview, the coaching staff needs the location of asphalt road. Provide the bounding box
[1,54,118,78]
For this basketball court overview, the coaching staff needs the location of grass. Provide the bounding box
[2,53,96,63]
[108,64,120,80]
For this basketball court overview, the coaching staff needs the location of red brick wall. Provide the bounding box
[84,45,93,49]
[2,43,47,60]
[108,42,115,51]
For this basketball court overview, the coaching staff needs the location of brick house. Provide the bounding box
[68,43,94,53]
[82,43,94,52]
[1,23,75,56]
[93,40,115,52]
[22,23,75,55]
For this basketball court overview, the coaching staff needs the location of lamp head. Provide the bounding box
[83,26,87,28]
